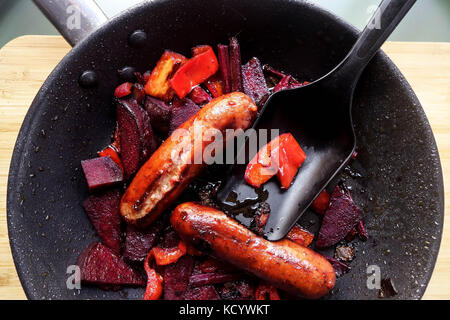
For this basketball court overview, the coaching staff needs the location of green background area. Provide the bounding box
[0,0,449,49]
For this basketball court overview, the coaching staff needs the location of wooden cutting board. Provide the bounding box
[0,36,449,300]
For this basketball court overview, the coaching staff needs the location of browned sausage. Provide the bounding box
[171,202,336,299]
[121,93,258,227]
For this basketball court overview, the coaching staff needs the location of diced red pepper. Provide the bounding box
[145,50,188,101]
[114,82,133,98]
[286,225,314,247]
[255,284,280,300]
[205,74,224,98]
[143,251,163,300]
[152,241,187,266]
[311,190,330,215]
[170,46,219,99]
[98,146,123,172]
[245,133,306,189]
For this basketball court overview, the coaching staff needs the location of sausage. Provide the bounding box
[171,202,336,299]
[121,92,258,227]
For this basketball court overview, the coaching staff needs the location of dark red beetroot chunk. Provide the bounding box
[169,98,200,135]
[357,220,368,241]
[273,75,305,93]
[189,272,243,287]
[123,218,165,263]
[324,256,350,278]
[229,37,243,92]
[144,96,172,136]
[117,99,157,178]
[131,83,146,105]
[188,86,212,105]
[78,242,145,288]
[217,44,231,94]
[185,285,221,300]
[316,185,363,248]
[81,156,123,191]
[242,57,270,105]
[221,280,255,300]
[83,189,122,254]
[163,255,195,300]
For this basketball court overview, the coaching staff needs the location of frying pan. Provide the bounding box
[7,0,444,300]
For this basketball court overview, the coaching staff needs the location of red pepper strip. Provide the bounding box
[286,225,314,247]
[145,50,187,101]
[245,133,306,189]
[98,146,123,172]
[152,241,187,266]
[255,284,280,300]
[170,46,219,99]
[143,250,163,300]
[311,190,330,215]
[114,82,133,98]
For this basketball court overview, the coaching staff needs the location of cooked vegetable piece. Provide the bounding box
[286,225,314,247]
[123,218,165,263]
[78,242,145,288]
[83,189,122,254]
[245,133,306,189]
[188,86,212,105]
[217,44,231,94]
[131,83,146,105]
[273,75,308,92]
[242,57,270,105]
[114,82,133,98]
[152,241,187,266]
[117,99,157,178]
[205,74,224,98]
[81,156,123,191]
[144,96,171,135]
[143,250,164,300]
[311,190,330,215]
[221,280,255,300]
[323,256,350,277]
[189,272,243,287]
[229,37,243,92]
[170,45,219,98]
[145,50,187,101]
[98,146,123,172]
[357,220,368,241]
[169,98,201,134]
[163,255,195,300]
[316,185,363,248]
[255,283,280,300]
[263,64,288,79]
[185,285,221,300]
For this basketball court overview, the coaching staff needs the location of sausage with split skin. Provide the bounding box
[170,202,336,299]
[120,92,258,227]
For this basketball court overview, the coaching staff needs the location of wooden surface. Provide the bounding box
[0,36,449,300]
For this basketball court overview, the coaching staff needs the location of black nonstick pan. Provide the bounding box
[7,0,444,300]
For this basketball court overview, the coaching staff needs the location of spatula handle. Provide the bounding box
[334,0,416,87]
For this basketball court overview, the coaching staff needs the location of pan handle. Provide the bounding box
[33,0,108,47]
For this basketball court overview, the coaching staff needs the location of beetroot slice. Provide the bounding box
[123,218,165,263]
[221,280,255,300]
[189,272,243,287]
[81,156,123,191]
[324,256,351,277]
[163,255,195,300]
[217,44,231,94]
[144,96,171,135]
[117,99,157,178]
[189,86,212,105]
[185,285,221,300]
[242,57,270,105]
[229,37,243,92]
[169,98,200,135]
[316,185,364,248]
[83,189,122,254]
[78,242,145,288]
[273,75,304,93]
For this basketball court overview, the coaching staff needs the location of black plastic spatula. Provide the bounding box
[218,0,416,241]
